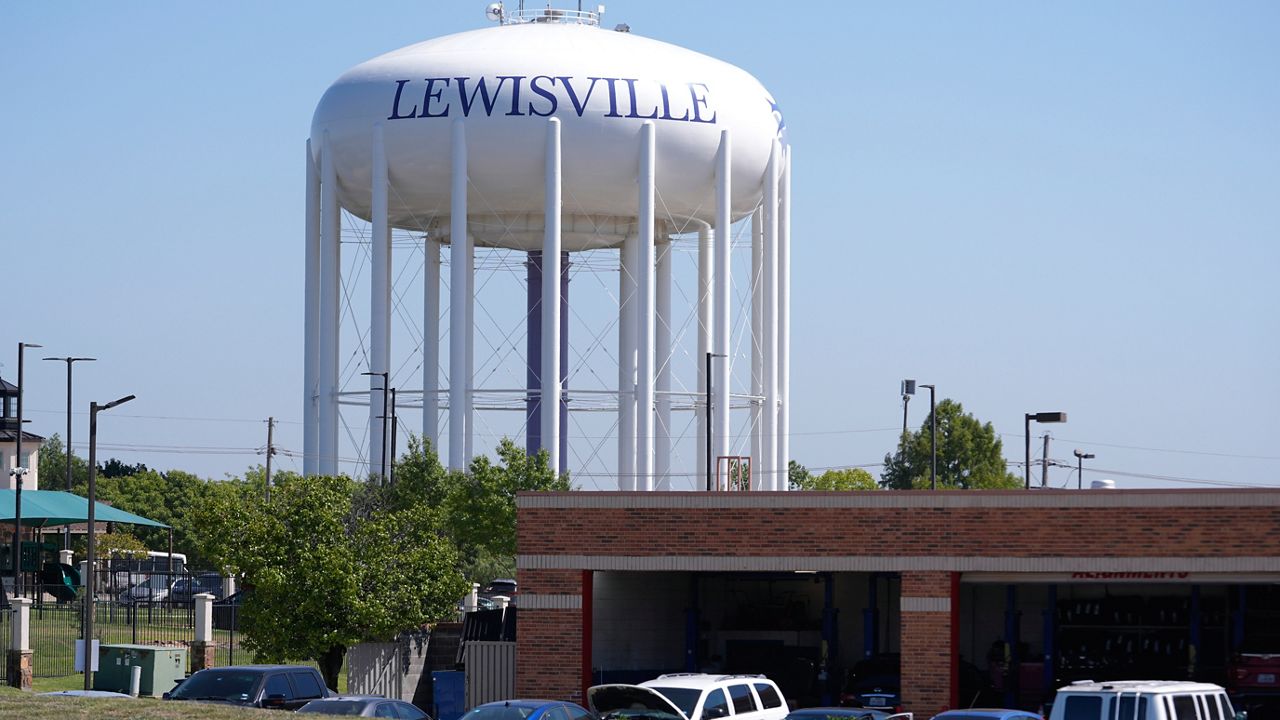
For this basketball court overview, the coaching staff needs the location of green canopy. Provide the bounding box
[0,489,167,529]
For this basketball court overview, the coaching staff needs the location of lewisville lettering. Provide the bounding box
[388,75,717,124]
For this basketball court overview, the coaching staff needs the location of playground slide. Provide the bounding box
[39,562,80,603]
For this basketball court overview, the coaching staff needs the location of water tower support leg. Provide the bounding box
[636,122,656,491]
[750,208,763,489]
[448,120,469,471]
[617,234,637,490]
[762,140,780,490]
[370,124,390,480]
[424,238,441,447]
[559,250,569,476]
[696,224,711,490]
[465,237,475,465]
[526,251,543,457]
[713,130,732,480]
[655,235,672,490]
[319,131,341,476]
[541,118,562,476]
[303,139,320,476]
[778,146,792,490]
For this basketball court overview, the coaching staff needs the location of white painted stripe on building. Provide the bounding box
[516,490,1280,510]
[517,593,583,610]
[517,555,1280,573]
[901,596,950,612]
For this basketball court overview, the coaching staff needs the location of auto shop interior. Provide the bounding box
[514,490,1280,716]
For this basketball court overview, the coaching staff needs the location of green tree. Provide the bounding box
[787,460,811,490]
[37,434,90,494]
[881,398,1020,489]
[442,438,570,563]
[193,473,466,690]
[793,467,878,491]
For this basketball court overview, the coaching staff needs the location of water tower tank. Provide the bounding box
[303,4,792,492]
[312,18,783,247]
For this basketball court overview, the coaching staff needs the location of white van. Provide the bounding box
[1048,681,1244,720]
[590,673,789,720]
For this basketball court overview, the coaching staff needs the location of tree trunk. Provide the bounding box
[319,645,346,692]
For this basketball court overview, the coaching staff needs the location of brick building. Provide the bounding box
[515,489,1280,715]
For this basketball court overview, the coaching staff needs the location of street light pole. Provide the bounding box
[44,356,96,550]
[900,380,915,447]
[919,384,936,490]
[1024,411,1067,489]
[361,371,390,483]
[1074,449,1095,490]
[84,393,135,692]
[388,388,398,486]
[12,341,42,596]
[705,352,724,491]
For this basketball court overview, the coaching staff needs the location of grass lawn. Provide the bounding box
[0,686,279,719]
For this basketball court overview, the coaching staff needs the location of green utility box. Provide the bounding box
[94,644,188,697]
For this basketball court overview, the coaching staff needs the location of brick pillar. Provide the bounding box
[515,569,584,703]
[900,571,956,715]
[190,593,215,672]
[6,597,33,690]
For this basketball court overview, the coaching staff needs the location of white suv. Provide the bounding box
[1048,680,1244,720]
[590,673,789,720]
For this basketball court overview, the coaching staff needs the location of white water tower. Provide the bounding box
[303,3,791,490]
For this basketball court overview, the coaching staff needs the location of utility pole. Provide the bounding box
[1041,433,1051,488]
[264,417,276,501]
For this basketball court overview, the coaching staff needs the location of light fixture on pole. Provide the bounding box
[1073,449,1095,490]
[11,341,41,596]
[900,380,915,445]
[1024,411,1067,489]
[361,370,390,482]
[43,356,96,550]
[918,383,936,490]
[84,393,135,692]
[705,352,725,492]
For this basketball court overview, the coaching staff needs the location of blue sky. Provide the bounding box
[3,2,1277,490]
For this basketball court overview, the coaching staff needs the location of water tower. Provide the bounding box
[303,3,791,490]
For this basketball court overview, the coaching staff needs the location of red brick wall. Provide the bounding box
[518,495,1280,559]
[900,571,953,715]
[515,491,1280,708]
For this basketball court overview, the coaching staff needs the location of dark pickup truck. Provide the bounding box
[164,664,332,711]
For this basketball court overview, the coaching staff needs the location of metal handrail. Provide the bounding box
[503,8,600,26]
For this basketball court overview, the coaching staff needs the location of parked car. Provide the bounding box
[591,673,789,720]
[1047,680,1243,720]
[298,694,431,718]
[170,572,226,603]
[929,711,1039,720]
[786,706,911,720]
[840,655,999,711]
[462,699,596,720]
[117,574,174,604]
[164,664,332,710]
[482,578,518,596]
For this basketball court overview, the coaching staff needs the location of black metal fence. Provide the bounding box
[17,568,237,678]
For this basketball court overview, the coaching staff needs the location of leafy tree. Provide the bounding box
[442,438,570,562]
[37,434,90,494]
[787,460,811,490]
[193,473,466,690]
[794,467,878,491]
[100,458,149,479]
[881,398,1020,489]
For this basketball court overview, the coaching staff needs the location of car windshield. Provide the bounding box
[647,688,700,718]
[170,669,261,701]
[466,705,538,720]
[300,700,372,715]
